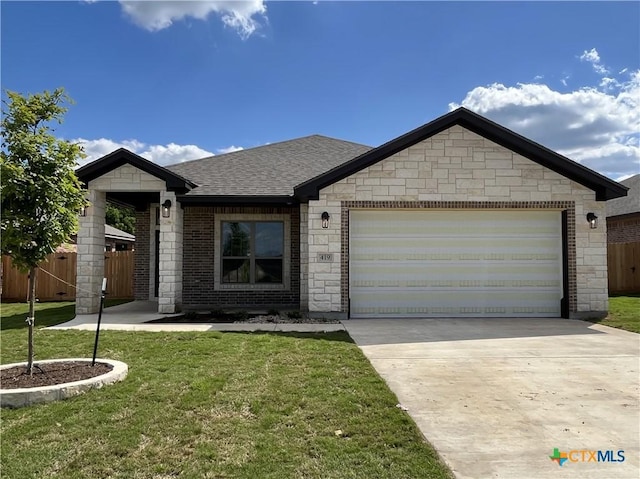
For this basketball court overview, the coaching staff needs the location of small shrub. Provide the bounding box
[210,308,225,318]
[267,308,280,316]
[184,311,198,320]
[286,310,303,320]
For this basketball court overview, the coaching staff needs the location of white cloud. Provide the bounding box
[450,55,640,181]
[580,47,609,75]
[118,0,267,39]
[599,76,621,91]
[74,138,213,167]
[580,47,601,64]
[217,145,244,154]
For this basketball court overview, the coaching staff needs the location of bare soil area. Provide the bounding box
[1,361,113,389]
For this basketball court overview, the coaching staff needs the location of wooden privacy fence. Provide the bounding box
[1,251,134,301]
[608,242,640,294]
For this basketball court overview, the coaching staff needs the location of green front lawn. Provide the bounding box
[0,299,131,331]
[591,295,640,333]
[0,303,452,479]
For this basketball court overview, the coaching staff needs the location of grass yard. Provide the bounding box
[591,295,640,333]
[0,299,131,331]
[0,303,452,479]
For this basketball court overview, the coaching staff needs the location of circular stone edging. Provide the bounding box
[0,358,128,409]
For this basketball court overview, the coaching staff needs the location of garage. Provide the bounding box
[349,210,564,318]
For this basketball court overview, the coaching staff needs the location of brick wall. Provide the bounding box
[182,205,300,309]
[607,214,640,244]
[134,208,150,300]
[306,125,608,316]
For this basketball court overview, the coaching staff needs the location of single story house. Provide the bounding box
[103,224,136,252]
[59,224,135,253]
[75,108,627,319]
[606,174,640,293]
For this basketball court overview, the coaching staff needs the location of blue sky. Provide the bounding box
[2,1,639,180]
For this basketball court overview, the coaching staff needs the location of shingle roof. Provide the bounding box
[166,135,372,197]
[607,174,640,217]
[105,224,135,241]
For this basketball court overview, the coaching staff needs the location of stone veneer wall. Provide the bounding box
[76,189,106,314]
[158,192,183,313]
[182,205,300,309]
[299,204,309,310]
[88,164,167,192]
[306,125,608,317]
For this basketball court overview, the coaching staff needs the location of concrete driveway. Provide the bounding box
[344,318,639,479]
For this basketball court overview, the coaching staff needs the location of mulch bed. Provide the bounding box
[1,361,113,389]
[148,314,340,324]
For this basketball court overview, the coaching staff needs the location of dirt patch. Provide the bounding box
[1,361,113,389]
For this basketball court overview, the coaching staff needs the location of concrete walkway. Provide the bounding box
[47,301,344,333]
[343,318,640,479]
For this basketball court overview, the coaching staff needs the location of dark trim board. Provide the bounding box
[295,108,628,202]
[561,210,570,318]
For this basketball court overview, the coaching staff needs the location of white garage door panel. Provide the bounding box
[350,210,562,318]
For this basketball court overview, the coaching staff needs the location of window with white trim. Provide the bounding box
[221,221,284,284]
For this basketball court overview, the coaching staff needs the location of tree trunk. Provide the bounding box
[26,266,37,375]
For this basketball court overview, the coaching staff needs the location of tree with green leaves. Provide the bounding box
[106,203,136,235]
[1,88,86,374]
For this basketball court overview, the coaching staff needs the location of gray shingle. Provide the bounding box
[606,174,639,217]
[166,135,371,196]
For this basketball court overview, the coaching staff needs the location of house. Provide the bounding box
[606,174,640,293]
[56,225,135,253]
[75,108,627,319]
[103,225,135,252]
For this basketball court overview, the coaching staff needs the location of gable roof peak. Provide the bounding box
[76,147,195,192]
[294,108,627,201]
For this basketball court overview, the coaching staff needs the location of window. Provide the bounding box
[222,221,284,284]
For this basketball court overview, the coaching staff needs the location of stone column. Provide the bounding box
[76,189,106,314]
[299,204,309,311]
[158,191,183,313]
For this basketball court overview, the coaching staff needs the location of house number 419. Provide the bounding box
[318,253,333,262]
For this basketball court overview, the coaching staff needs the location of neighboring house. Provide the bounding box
[75,108,627,318]
[606,174,640,293]
[104,224,135,252]
[56,225,135,253]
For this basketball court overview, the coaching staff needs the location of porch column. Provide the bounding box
[158,191,183,313]
[76,189,106,314]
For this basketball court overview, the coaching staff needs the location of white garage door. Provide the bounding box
[349,210,563,318]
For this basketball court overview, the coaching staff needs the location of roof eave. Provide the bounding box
[178,195,299,206]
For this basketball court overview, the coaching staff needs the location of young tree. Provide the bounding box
[1,88,86,374]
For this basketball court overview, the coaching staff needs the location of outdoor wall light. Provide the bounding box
[321,211,330,229]
[162,199,172,218]
[79,206,87,217]
[586,212,598,229]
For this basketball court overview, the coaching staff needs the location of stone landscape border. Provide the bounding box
[0,358,128,409]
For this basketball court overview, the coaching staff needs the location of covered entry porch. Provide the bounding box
[75,149,194,315]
